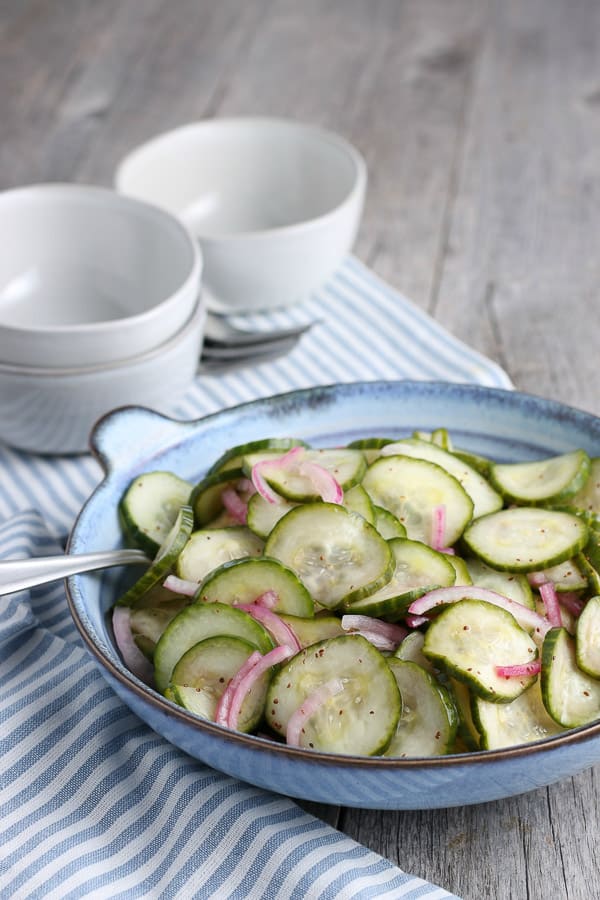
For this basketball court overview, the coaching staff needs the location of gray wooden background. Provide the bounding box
[2,1,599,898]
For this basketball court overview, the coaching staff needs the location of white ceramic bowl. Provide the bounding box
[0,298,205,455]
[0,184,202,367]
[115,118,366,312]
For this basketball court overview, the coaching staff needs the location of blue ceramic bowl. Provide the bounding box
[67,381,600,810]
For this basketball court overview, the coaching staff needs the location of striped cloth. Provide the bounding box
[0,258,509,899]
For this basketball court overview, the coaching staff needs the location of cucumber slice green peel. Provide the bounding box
[116,506,194,608]
[119,471,192,556]
[384,659,458,757]
[489,450,591,505]
[196,556,314,617]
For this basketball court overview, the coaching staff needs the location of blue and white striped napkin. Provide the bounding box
[0,258,509,898]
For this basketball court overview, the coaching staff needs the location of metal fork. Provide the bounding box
[199,312,318,372]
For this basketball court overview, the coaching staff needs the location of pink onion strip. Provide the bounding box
[527,571,549,588]
[251,446,305,505]
[112,607,154,684]
[341,615,407,649]
[408,585,552,638]
[559,591,586,618]
[234,603,301,652]
[496,661,542,678]
[286,678,345,747]
[432,505,446,551]
[228,645,295,730]
[539,581,563,628]
[254,590,279,609]
[221,487,248,524]
[406,614,429,629]
[298,461,343,504]
[163,574,199,597]
[214,651,262,727]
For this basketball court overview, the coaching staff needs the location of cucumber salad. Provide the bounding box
[111,430,600,757]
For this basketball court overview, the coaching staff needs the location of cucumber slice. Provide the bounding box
[206,437,307,477]
[448,678,481,750]
[412,428,453,451]
[490,449,591,505]
[154,602,274,692]
[242,448,366,501]
[373,505,407,540]
[423,599,539,702]
[346,437,394,464]
[190,469,246,527]
[473,679,565,750]
[576,595,600,677]
[246,493,297,539]
[176,526,264,584]
[362,455,474,546]
[264,634,401,755]
[566,457,600,521]
[342,537,456,620]
[264,503,393,610]
[130,599,189,659]
[542,627,600,727]
[196,556,314,617]
[116,506,194,608]
[452,449,492,477]
[530,558,588,592]
[394,631,435,673]
[384,659,458,757]
[279,613,345,647]
[119,471,192,556]
[380,438,502,519]
[465,557,534,609]
[343,484,375,524]
[446,555,473,587]
[462,507,589,573]
[170,635,265,731]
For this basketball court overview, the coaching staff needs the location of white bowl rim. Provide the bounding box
[0,183,202,341]
[114,117,368,242]
[0,293,205,378]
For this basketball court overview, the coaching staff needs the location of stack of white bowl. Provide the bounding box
[0,185,204,454]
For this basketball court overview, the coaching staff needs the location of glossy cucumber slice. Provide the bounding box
[448,678,480,750]
[176,526,264,584]
[119,471,192,556]
[575,595,600,677]
[566,457,600,521]
[243,448,366,501]
[542,627,600,727]
[490,450,591,505]
[465,557,534,608]
[265,634,401,754]
[472,679,565,749]
[373,505,407,539]
[170,635,263,731]
[346,437,394,464]
[246,493,297,539]
[381,437,502,519]
[342,537,456,619]
[343,484,375,524]
[423,599,538,702]
[116,506,194,608]
[130,599,189,659]
[362,455,474,546]
[446,555,473,587]
[206,437,307,477]
[394,631,435,673]
[462,507,588,572]
[264,502,393,609]
[278,613,345,647]
[190,469,246,526]
[196,556,314,617]
[154,602,274,692]
[384,659,458,757]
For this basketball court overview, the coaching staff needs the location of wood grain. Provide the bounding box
[2,2,599,897]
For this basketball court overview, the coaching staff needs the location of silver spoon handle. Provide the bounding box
[0,549,149,596]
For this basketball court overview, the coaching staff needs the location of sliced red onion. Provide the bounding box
[341,615,407,649]
[228,645,295,730]
[221,486,248,524]
[298,460,343,504]
[496,660,541,678]
[558,591,586,618]
[408,585,552,638]
[237,477,256,495]
[527,571,548,588]
[163,574,199,597]
[112,607,154,684]
[234,602,301,652]
[432,504,446,551]
[251,446,305,505]
[539,581,563,628]
[214,651,262,727]
[255,590,279,609]
[286,678,345,747]
[406,614,429,629]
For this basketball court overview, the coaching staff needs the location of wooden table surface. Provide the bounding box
[2,2,599,898]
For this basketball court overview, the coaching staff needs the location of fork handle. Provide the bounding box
[0,549,149,597]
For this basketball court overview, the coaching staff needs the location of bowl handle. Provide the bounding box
[89,405,195,475]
